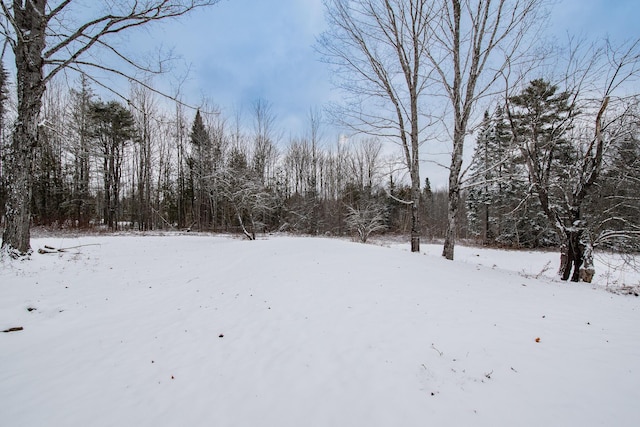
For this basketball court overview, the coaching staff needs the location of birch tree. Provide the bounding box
[0,0,220,256]
[319,0,433,252]
[426,0,545,260]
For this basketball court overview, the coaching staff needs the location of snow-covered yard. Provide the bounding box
[1,234,639,426]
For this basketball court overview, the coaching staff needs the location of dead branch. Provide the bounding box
[37,243,101,254]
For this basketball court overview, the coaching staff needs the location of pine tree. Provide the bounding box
[189,110,213,230]
[66,75,95,227]
[89,100,136,230]
[465,107,540,246]
[508,78,584,277]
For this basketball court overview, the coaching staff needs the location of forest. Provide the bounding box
[0,0,639,282]
[0,73,450,240]
[0,69,638,257]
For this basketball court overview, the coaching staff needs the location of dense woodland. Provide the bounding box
[0,72,454,241]
[0,68,638,252]
[466,80,640,262]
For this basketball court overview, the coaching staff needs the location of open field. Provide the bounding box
[1,234,639,426]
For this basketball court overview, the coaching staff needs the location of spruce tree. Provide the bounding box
[66,75,95,227]
[508,78,584,277]
[466,111,494,243]
[89,100,136,230]
[466,107,537,246]
[189,110,213,230]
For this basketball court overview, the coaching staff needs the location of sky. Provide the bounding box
[141,0,331,136]
[132,0,638,187]
[9,0,636,188]
[141,0,640,130]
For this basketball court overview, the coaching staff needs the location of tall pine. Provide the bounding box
[189,110,213,230]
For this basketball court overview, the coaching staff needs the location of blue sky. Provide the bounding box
[145,0,330,135]
[141,0,639,136]
[124,0,638,187]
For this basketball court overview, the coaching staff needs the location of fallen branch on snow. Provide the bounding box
[37,244,101,254]
[519,261,552,280]
[431,344,444,357]
[607,285,640,297]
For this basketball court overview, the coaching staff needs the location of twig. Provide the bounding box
[431,344,443,357]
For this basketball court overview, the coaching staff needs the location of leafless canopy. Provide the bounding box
[0,0,219,96]
[318,0,435,252]
[0,0,220,256]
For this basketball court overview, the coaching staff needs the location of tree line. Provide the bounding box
[317,0,640,281]
[0,74,455,241]
[4,70,636,266]
[1,1,639,284]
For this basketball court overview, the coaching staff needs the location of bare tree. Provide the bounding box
[130,82,157,231]
[352,137,383,190]
[318,0,434,252]
[307,107,323,194]
[345,199,387,243]
[590,100,640,257]
[0,0,220,256]
[425,0,545,260]
[216,145,275,240]
[251,98,279,186]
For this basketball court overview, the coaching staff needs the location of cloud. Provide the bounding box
[152,0,332,135]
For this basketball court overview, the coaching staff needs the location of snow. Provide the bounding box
[1,234,639,426]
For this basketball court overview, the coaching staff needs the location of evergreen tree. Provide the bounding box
[64,75,95,227]
[189,110,214,230]
[508,78,585,277]
[465,107,545,246]
[89,100,136,230]
[466,111,494,242]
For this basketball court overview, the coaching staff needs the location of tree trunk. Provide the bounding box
[237,212,255,240]
[443,126,465,260]
[410,172,421,253]
[2,134,35,255]
[1,0,47,256]
[581,241,595,283]
[442,186,459,260]
[561,229,583,282]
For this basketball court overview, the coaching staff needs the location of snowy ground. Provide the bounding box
[1,234,639,427]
